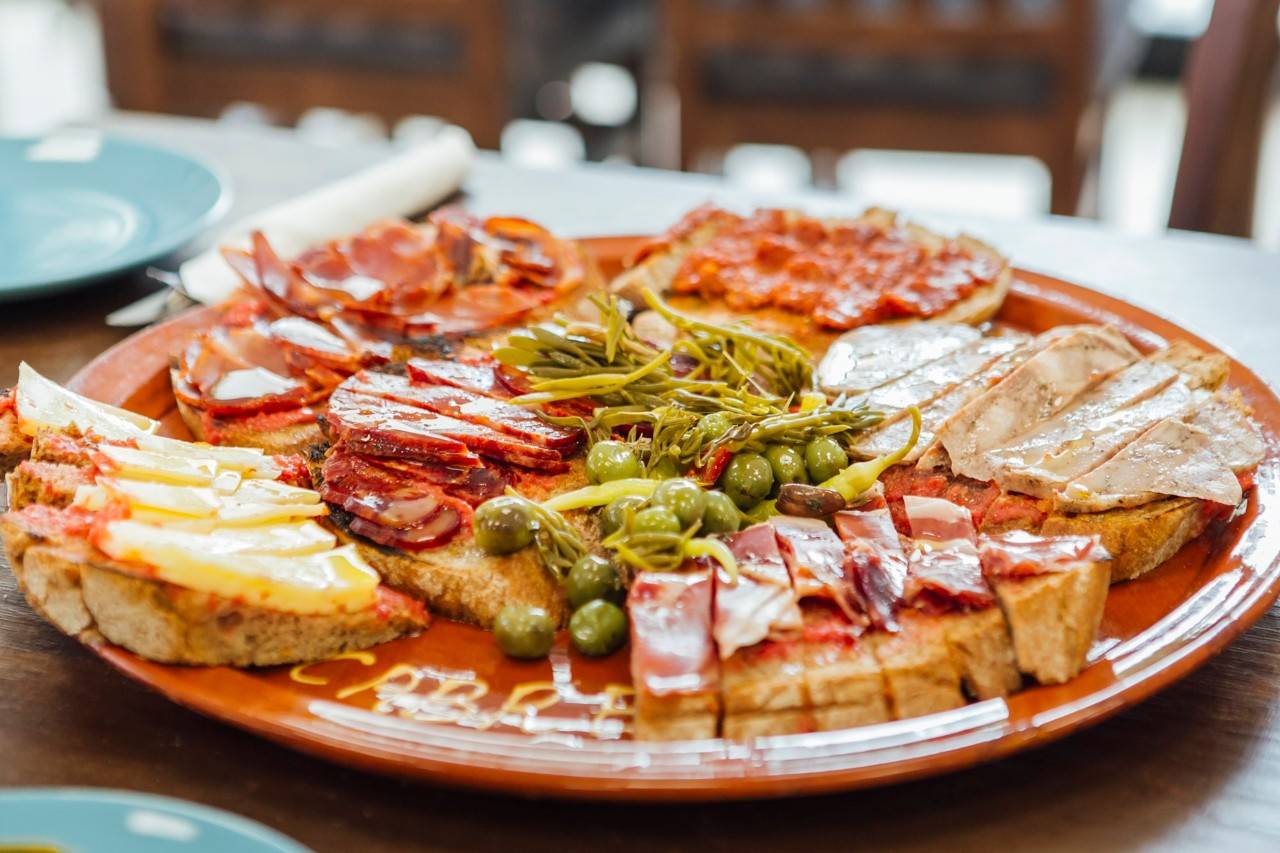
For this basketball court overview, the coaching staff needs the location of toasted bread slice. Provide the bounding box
[721,633,890,738]
[991,558,1111,684]
[867,611,967,718]
[634,696,720,741]
[6,460,93,510]
[935,606,1023,700]
[723,703,889,739]
[80,561,424,667]
[612,208,1012,356]
[0,404,33,474]
[1,511,427,666]
[340,525,570,629]
[1038,498,1206,583]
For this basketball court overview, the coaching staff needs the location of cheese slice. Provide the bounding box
[211,469,243,494]
[98,523,377,614]
[233,478,322,506]
[16,362,158,439]
[95,445,219,485]
[134,433,281,480]
[98,478,223,517]
[215,501,328,526]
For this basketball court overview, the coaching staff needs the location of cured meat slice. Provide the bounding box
[396,408,566,470]
[996,382,1206,498]
[406,357,509,398]
[321,451,472,528]
[326,386,480,466]
[771,516,863,624]
[268,316,362,369]
[713,524,803,659]
[329,382,567,470]
[816,322,982,394]
[321,450,471,551]
[902,497,994,610]
[1057,418,1244,512]
[834,508,909,631]
[978,529,1109,578]
[933,327,1140,481]
[347,509,462,551]
[345,371,579,450]
[629,571,720,740]
[1186,394,1266,473]
[985,358,1182,496]
[902,495,977,543]
[864,335,1027,412]
[854,339,1041,463]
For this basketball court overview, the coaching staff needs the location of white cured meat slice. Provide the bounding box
[865,334,1029,412]
[817,323,982,395]
[855,339,1041,462]
[996,383,1207,498]
[985,359,1182,497]
[1187,395,1266,472]
[934,327,1140,481]
[1058,419,1242,511]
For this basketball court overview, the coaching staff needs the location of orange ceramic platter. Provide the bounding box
[63,235,1280,801]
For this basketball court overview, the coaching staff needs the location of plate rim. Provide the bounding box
[0,786,310,852]
[59,237,1280,801]
[0,134,232,299]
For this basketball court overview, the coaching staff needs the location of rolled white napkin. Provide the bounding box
[179,124,475,305]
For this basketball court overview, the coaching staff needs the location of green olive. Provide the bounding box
[720,452,774,510]
[765,444,809,486]
[600,494,646,537]
[698,412,735,441]
[569,600,628,657]
[648,456,682,479]
[586,440,642,484]
[494,604,556,659]
[701,490,741,534]
[631,505,682,535]
[651,478,707,529]
[566,554,625,608]
[472,496,535,555]
[804,436,849,483]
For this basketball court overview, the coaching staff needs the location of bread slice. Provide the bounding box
[611,207,1012,356]
[866,611,967,718]
[720,625,891,739]
[935,606,1023,700]
[1038,499,1199,584]
[634,692,720,741]
[1,510,428,666]
[6,460,93,510]
[0,404,34,474]
[991,558,1111,684]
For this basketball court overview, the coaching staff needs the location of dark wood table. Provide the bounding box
[3,113,1280,851]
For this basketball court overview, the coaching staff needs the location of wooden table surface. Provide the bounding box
[3,113,1279,852]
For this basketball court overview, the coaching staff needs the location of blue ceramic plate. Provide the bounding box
[0,788,309,853]
[0,132,229,301]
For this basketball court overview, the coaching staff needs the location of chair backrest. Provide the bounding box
[1169,0,1280,237]
[95,0,508,147]
[660,0,1094,214]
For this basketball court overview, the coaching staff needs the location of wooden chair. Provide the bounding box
[658,0,1094,215]
[94,0,508,148]
[1169,0,1280,238]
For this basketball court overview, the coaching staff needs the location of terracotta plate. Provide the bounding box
[66,236,1280,801]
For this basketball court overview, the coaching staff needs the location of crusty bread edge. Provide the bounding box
[1,510,426,666]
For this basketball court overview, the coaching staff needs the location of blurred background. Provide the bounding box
[1,0,1276,245]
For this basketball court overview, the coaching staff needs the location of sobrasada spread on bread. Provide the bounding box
[0,204,1268,742]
